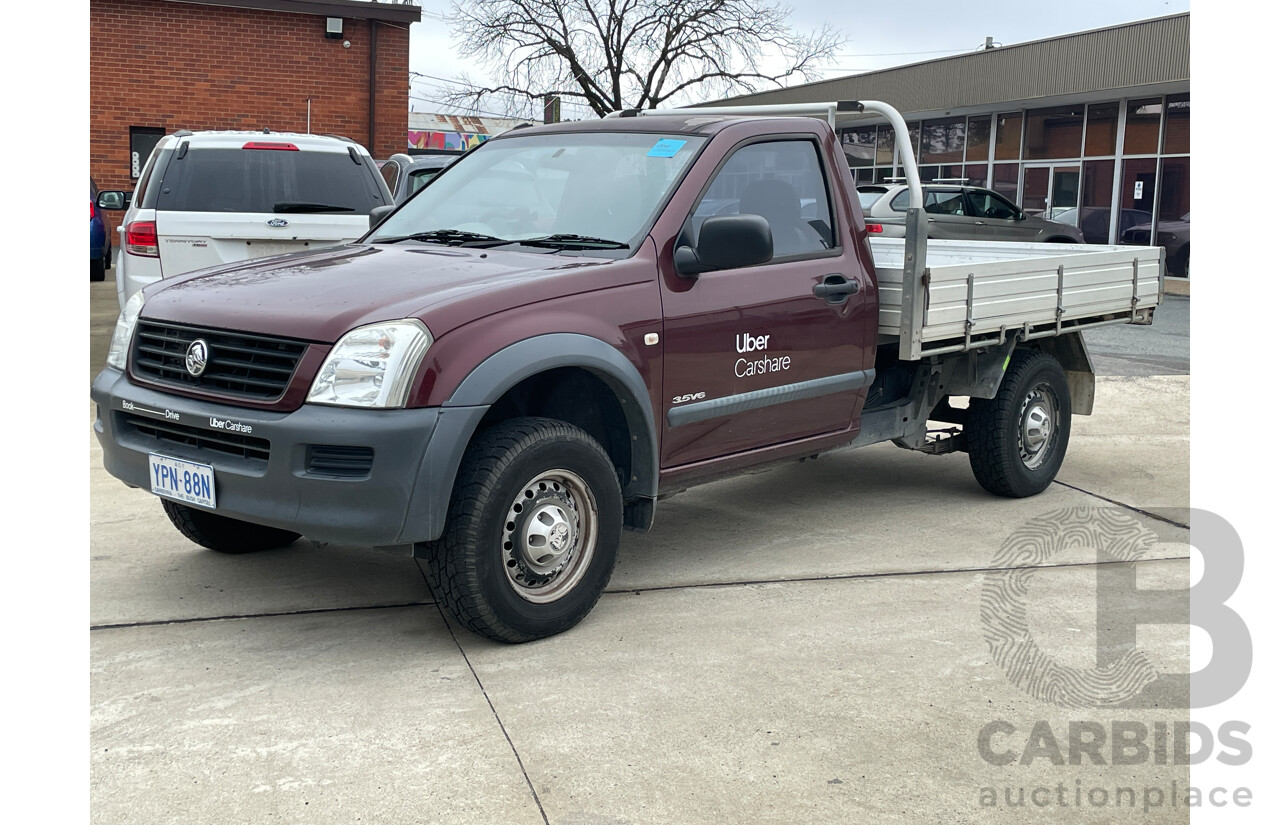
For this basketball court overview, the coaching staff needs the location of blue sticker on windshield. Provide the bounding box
[647,139,687,158]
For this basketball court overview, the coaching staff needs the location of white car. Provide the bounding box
[103,130,393,309]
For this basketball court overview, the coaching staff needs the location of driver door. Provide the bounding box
[658,138,876,469]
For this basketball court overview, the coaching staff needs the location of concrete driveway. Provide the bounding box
[90,269,1191,824]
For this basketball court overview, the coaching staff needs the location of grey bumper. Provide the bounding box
[91,369,487,546]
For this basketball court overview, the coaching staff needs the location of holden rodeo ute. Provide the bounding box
[92,101,1163,642]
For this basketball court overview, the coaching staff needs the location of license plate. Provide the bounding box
[148,453,217,509]
[246,242,306,258]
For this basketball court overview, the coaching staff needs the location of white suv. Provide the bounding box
[104,130,393,310]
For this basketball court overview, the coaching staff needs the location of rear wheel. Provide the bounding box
[161,500,300,553]
[967,350,1071,498]
[420,417,622,643]
[90,257,105,282]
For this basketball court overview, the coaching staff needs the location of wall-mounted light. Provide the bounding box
[325,17,343,39]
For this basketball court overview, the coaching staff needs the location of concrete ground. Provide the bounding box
[90,266,1191,824]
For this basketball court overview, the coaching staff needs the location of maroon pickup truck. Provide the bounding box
[92,101,1162,642]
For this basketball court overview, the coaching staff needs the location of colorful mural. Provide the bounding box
[407,130,490,151]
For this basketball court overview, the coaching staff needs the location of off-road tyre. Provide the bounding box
[420,417,623,643]
[967,349,1071,498]
[161,499,301,553]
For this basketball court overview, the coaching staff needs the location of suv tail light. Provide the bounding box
[126,221,160,257]
[866,223,883,234]
[243,141,299,151]
[90,200,96,220]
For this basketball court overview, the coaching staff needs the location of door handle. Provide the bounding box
[974,220,987,226]
[813,274,859,304]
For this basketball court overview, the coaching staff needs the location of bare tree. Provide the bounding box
[441,0,842,118]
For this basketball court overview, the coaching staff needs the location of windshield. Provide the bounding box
[368,131,706,255]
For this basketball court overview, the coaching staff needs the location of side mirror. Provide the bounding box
[369,205,395,229]
[674,214,773,278]
[97,191,127,210]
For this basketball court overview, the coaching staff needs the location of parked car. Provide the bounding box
[99,130,393,309]
[1122,213,1190,277]
[857,183,1085,243]
[378,152,458,203]
[90,178,113,282]
[1051,206,1150,245]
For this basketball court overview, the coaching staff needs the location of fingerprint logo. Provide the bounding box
[981,506,1161,708]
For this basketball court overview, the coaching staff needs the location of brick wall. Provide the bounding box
[90,0,411,242]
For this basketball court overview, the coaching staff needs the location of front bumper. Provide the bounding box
[91,368,485,546]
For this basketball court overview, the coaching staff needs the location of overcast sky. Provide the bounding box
[405,0,1192,119]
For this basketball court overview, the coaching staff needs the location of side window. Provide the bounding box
[133,144,167,208]
[895,189,966,215]
[926,190,965,215]
[408,169,441,195]
[966,190,1021,220]
[689,140,835,259]
[380,162,399,193]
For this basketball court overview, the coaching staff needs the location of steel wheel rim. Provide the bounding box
[1018,383,1059,470]
[501,469,598,604]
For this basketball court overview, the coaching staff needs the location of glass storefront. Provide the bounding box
[838,92,1190,267]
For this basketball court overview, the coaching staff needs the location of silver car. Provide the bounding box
[857,183,1085,243]
[378,153,459,204]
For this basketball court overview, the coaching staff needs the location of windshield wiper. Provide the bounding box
[375,229,510,247]
[513,233,630,250]
[273,202,356,213]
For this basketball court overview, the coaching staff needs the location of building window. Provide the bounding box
[966,116,991,163]
[920,117,965,164]
[964,163,989,188]
[1120,157,1158,219]
[1156,156,1190,275]
[991,163,1019,204]
[1023,105,1085,160]
[1123,98,1163,155]
[842,127,877,168]
[1164,94,1189,154]
[1076,160,1116,243]
[1158,157,1190,222]
[876,126,897,166]
[1084,103,1119,157]
[994,113,1022,160]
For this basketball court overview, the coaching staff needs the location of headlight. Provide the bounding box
[106,291,146,370]
[307,320,433,409]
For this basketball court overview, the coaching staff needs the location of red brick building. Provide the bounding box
[90,0,420,236]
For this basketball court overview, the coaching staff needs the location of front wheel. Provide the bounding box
[161,500,301,553]
[420,418,623,643]
[966,350,1071,498]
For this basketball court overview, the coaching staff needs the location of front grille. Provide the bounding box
[306,445,374,478]
[120,412,271,463]
[1124,230,1151,245]
[132,321,307,400]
